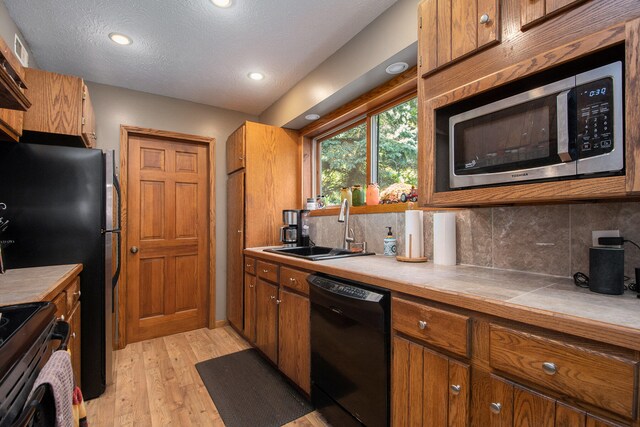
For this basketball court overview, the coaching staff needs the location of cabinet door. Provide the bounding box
[243,272,256,343]
[521,0,545,28]
[226,171,244,330]
[419,0,438,74]
[451,0,477,60]
[489,375,514,427]
[448,359,470,427]
[81,85,96,148]
[68,303,82,388]
[226,125,245,174]
[0,108,23,141]
[392,336,425,426]
[477,0,500,48]
[255,278,278,363]
[513,386,555,427]
[277,288,310,393]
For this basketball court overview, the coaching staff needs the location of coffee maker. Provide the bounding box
[280,209,310,247]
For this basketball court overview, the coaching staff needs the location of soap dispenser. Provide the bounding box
[384,226,397,256]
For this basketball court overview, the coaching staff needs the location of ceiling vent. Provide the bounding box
[14,34,28,67]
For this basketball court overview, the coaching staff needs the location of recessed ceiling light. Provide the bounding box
[385,62,409,75]
[248,72,264,81]
[211,0,232,8]
[305,114,320,121]
[109,33,133,46]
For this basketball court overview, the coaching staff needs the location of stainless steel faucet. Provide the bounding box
[338,199,354,250]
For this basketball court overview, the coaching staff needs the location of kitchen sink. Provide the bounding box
[265,246,375,261]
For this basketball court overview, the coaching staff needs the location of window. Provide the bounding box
[315,95,418,206]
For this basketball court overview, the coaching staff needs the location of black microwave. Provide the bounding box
[449,62,623,189]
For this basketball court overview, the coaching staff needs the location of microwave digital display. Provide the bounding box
[576,77,614,159]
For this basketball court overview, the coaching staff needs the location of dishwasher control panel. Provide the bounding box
[309,275,384,302]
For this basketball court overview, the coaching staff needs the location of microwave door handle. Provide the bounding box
[556,90,573,162]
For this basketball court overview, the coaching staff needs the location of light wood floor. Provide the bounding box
[86,326,329,427]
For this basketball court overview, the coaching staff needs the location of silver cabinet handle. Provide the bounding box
[480,13,490,25]
[74,290,81,297]
[245,264,252,268]
[276,299,281,305]
[270,295,275,300]
[237,229,242,233]
[239,156,244,160]
[542,362,557,375]
[418,320,427,330]
[450,384,461,395]
[289,277,296,282]
[59,315,65,321]
[71,332,76,339]
[263,269,269,273]
[130,246,139,254]
[490,402,502,414]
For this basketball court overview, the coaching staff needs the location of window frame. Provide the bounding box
[313,91,418,207]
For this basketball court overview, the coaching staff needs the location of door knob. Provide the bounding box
[490,402,502,414]
[130,246,139,254]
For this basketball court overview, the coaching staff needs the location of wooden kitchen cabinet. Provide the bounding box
[22,68,96,148]
[0,35,29,142]
[226,124,245,174]
[392,335,470,426]
[391,295,637,427]
[225,121,299,334]
[68,302,82,388]
[255,278,278,363]
[278,287,310,393]
[418,0,500,75]
[489,375,629,427]
[243,271,256,343]
[226,170,244,331]
[520,0,587,29]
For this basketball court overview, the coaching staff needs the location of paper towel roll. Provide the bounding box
[404,210,424,258]
[433,212,456,265]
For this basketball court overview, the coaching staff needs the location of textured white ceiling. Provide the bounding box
[4,0,397,115]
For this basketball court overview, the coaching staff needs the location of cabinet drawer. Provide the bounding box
[244,257,255,274]
[489,324,638,418]
[66,277,81,310]
[256,260,278,283]
[280,267,309,295]
[392,297,470,358]
[52,292,66,320]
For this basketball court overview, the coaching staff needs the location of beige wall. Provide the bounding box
[86,81,257,321]
[0,0,34,67]
[259,0,419,127]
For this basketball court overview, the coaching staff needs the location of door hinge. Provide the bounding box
[419,16,422,29]
[82,117,86,125]
[419,56,422,67]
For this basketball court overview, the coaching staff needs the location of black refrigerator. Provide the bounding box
[0,142,120,400]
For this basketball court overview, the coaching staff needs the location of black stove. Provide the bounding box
[0,302,63,427]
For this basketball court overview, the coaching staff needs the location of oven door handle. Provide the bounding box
[556,89,573,162]
[51,320,70,351]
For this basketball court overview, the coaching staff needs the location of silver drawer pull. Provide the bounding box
[542,362,557,375]
[59,315,65,321]
[490,402,501,414]
[74,290,81,297]
[418,320,427,330]
[276,299,281,305]
[450,384,461,395]
[263,269,269,273]
[289,277,296,282]
[245,264,251,268]
[480,13,490,25]
[71,332,76,339]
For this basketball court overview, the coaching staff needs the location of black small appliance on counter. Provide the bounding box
[589,247,625,295]
[280,209,310,247]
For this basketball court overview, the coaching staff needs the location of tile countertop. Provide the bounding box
[0,264,83,306]
[245,247,640,351]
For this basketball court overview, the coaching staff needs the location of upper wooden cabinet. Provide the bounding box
[22,68,96,148]
[226,124,245,174]
[0,35,30,111]
[521,0,587,29]
[0,108,23,142]
[418,0,500,76]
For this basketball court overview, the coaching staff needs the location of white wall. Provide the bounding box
[0,0,34,67]
[259,0,419,127]
[86,81,257,320]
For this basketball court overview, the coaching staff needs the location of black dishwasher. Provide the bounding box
[309,274,390,427]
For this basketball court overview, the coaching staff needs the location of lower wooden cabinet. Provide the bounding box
[255,278,278,363]
[68,302,82,388]
[243,272,256,343]
[489,375,629,427]
[392,336,470,426]
[278,288,310,394]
